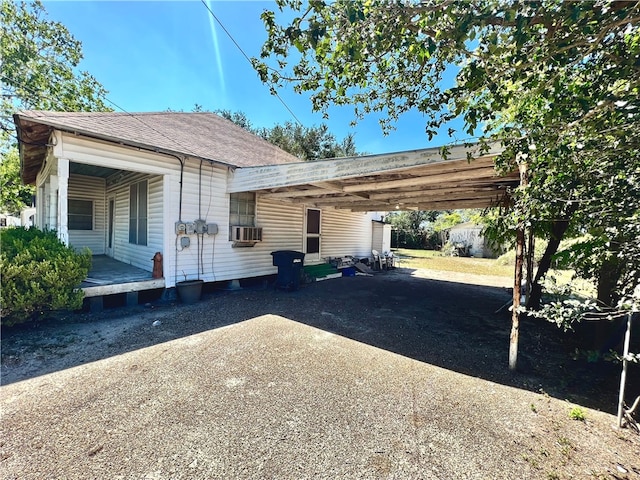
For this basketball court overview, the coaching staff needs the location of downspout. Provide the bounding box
[178,155,185,222]
[198,159,203,278]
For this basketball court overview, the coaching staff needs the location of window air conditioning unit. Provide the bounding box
[231,226,263,242]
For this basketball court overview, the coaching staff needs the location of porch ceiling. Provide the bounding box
[228,143,520,211]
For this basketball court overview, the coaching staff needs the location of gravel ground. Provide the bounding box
[1,267,639,479]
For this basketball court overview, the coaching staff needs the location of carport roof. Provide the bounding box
[228,142,520,211]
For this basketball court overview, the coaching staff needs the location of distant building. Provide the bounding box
[446,222,499,258]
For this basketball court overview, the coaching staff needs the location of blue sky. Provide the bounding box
[43,1,462,155]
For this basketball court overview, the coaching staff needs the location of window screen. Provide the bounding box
[129,180,148,245]
[229,191,256,238]
[68,199,93,230]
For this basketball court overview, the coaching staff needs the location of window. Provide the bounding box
[129,180,148,245]
[229,191,256,237]
[305,208,321,257]
[68,199,93,230]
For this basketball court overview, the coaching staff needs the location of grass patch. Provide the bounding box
[394,249,596,296]
[394,248,513,277]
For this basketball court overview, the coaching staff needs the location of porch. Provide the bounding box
[82,255,165,311]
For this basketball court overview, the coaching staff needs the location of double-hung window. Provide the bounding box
[129,180,148,245]
[229,191,256,235]
[68,199,93,230]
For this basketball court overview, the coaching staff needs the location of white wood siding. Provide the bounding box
[171,160,225,283]
[54,132,377,286]
[171,162,304,283]
[68,174,106,254]
[372,222,392,254]
[173,157,376,282]
[59,134,178,275]
[106,173,163,272]
[321,209,375,259]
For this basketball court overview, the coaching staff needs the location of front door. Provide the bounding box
[106,197,115,257]
[305,208,321,263]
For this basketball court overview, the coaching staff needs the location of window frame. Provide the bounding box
[229,191,256,240]
[129,180,148,246]
[68,198,94,231]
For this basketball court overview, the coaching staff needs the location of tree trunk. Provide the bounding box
[526,226,535,297]
[597,254,622,307]
[593,253,624,349]
[526,214,574,310]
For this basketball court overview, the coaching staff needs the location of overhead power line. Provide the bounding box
[2,74,208,161]
[199,0,303,126]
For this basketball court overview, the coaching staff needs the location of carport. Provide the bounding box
[227,141,526,370]
[228,142,519,211]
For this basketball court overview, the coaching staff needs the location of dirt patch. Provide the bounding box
[1,267,639,478]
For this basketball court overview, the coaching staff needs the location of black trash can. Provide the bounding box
[271,250,305,291]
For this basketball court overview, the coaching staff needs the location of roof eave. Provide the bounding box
[13,113,236,185]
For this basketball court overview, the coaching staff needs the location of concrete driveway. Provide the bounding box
[1,271,638,479]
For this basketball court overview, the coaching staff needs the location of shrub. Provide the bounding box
[0,227,91,326]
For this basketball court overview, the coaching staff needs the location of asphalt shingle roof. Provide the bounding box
[14,111,300,169]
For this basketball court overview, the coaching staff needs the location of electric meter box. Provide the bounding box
[175,222,186,235]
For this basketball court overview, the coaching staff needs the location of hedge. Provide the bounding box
[0,227,91,326]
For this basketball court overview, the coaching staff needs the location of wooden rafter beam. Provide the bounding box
[367,185,504,202]
[346,198,502,211]
[261,187,332,199]
[341,167,503,193]
[310,181,344,191]
[310,181,371,200]
[294,188,505,207]
[413,196,512,209]
[302,197,378,207]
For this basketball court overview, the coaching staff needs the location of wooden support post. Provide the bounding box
[509,161,528,372]
[510,223,525,371]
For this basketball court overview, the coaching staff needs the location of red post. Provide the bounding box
[152,252,163,279]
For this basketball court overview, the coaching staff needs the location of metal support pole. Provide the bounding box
[617,312,633,428]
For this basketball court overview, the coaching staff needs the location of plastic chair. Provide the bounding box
[384,251,395,269]
[371,250,387,270]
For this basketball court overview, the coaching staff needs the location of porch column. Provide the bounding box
[48,176,58,231]
[36,185,45,229]
[163,173,177,287]
[57,158,69,246]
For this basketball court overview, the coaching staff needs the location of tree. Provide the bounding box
[214,109,255,132]
[216,109,358,160]
[0,149,33,215]
[259,121,357,160]
[386,210,439,249]
[0,0,111,212]
[254,0,640,311]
